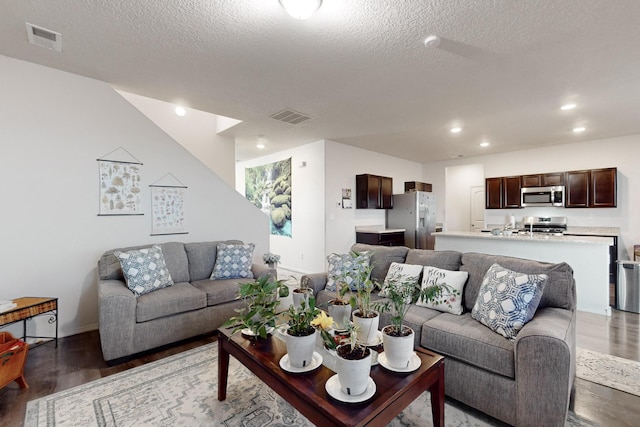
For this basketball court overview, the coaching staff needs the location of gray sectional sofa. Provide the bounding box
[97,240,275,363]
[302,243,576,427]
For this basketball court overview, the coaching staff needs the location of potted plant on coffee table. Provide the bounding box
[374,276,457,370]
[327,273,352,330]
[291,276,313,311]
[331,319,374,398]
[222,275,290,339]
[348,262,380,346]
[280,296,322,370]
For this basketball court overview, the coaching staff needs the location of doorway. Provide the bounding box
[470,185,485,232]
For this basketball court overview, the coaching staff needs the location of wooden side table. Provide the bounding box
[0,297,58,348]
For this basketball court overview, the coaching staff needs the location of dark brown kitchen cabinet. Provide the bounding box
[356,231,405,246]
[485,176,521,209]
[565,167,617,208]
[356,174,393,209]
[485,177,502,209]
[521,172,564,187]
[502,176,522,208]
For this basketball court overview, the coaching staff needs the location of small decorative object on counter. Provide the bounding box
[263,252,281,268]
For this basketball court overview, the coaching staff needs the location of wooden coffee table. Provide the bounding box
[217,327,444,427]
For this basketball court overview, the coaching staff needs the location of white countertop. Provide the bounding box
[434,231,613,245]
[484,225,619,237]
[355,226,406,234]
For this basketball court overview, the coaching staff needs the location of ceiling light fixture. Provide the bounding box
[480,142,490,147]
[424,35,441,48]
[573,126,586,133]
[257,136,266,149]
[450,127,462,134]
[175,106,186,117]
[279,0,322,20]
[561,103,577,111]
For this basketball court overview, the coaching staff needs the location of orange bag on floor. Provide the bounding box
[0,331,29,389]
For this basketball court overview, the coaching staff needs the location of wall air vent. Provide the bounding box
[26,22,62,52]
[270,109,312,125]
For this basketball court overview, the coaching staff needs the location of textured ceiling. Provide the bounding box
[2,1,640,162]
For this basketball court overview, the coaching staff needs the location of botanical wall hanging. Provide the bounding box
[97,148,143,216]
[149,173,187,236]
[244,157,292,237]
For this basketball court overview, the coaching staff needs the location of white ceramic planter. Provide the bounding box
[336,345,371,396]
[328,302,352,330]
[284,329,317,368]
[352,310,379,345]
[381,325,415,369]
[292,288,312,310]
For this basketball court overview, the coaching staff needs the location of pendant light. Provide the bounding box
[279,0,322,20]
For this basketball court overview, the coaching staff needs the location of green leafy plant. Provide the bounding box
[374,275,459,337]
[337,319,369,359]
[285,296,320,337]
[222,275,290,339]
[348,260,377,318]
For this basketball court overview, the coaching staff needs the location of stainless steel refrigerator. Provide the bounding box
[386,192,436,249]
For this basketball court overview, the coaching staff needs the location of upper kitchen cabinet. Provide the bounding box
[485,177,502,209]
[356,174,393,209]
[502,176,522,208]
[485,176,521,209]
[565,167,617,208]
[521,172,564,187]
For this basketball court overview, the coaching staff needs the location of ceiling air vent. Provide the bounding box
[26,22,62,52]
[270,109,311,125]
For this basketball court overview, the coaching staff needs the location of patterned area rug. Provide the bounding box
[576,347,640,397]
[25,343,600,427]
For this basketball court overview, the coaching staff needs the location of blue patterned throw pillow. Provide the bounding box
[115,245,174,297]
[471,263,547,340]
[325,252,371,291]
[211,243,255,280]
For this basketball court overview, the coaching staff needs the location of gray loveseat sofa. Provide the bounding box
[97,240,275,363]
[302,243,576,427]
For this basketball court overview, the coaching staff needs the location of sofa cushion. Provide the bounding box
[351,244,409,284]
[184,240,243,282]
[191,278,255,306]
[471,263,547,340]
[379,262,423,297]
[405,249,463,271]
[325,251,371,291]
[135,282,206,322]
[422,312,516,378]
[211,242,255,280]
[416,266,468,315]
[115,245,174,297]
[460,253,574,312]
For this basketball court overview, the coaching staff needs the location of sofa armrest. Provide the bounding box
[514,307,576,427]
[98,279,137,361]
[251,263,277,280]
[300,273,328,296]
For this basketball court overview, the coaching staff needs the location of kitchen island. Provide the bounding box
[434,231,614,315]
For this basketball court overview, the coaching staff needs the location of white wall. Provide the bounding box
[236,141,326,274]
[324,140,424,256]
[422,135,640,260]
[116,90,236,187]
[0,55,270,339]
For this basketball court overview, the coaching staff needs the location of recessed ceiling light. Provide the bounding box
[450,127,462,134]
[175,106,186,117]
[573,126,586,133]
[279,0,322,20]
[256,143,265,149]
[424,35,441,48]
[480,142,490,147]
[561,103,577,111]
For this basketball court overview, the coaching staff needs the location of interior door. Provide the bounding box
[470,186,485,231]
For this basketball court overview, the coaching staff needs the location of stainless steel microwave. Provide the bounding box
[521,186,565,207]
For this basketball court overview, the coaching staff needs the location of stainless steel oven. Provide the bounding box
[521,186,565,207]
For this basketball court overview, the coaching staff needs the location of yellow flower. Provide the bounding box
[311,310,334,330]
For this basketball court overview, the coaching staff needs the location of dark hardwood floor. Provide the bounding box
[0,310,638,427]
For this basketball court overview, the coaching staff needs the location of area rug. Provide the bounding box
[576,347,640,397]
[25,343,599,427]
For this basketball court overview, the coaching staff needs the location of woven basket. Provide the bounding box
[0,331,29,389]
